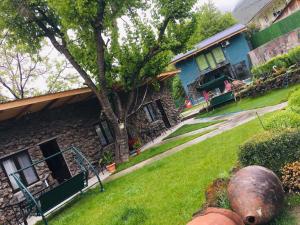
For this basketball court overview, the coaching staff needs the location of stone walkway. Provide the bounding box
[106,102,287,182]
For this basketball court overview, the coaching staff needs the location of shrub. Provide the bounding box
[264,110,300,131]
[288,89,300,113]
[251,54,291,79]
[239,129,300,175]
[281,161,300,193]
[251,45,300,79]
[288,46,300,65]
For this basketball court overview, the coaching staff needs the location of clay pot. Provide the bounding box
[106,163,116,173]
[228,166,284,225]
[187,208,244,225]
[136,149,141,155]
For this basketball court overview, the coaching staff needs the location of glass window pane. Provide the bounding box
[206,53,217,69]
[212,47,226,63]
[3,159,19,190]
[196,54,209,71]
[148,104,156,121]
[17,153,38,185]
[95,125,108,146]
[101,121,114,144]
[143,106,153,122]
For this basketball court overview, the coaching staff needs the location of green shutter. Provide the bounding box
[206,52,217,69]
[212,47,226,63]
[196,54,209,71]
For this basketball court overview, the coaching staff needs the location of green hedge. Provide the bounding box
[264,110,300,131]
[251,46,300,79]
[251,10,300,48]
[239,129,300,175]
[288,89,300,113]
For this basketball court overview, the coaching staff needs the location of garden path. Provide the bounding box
[106,102,287,182]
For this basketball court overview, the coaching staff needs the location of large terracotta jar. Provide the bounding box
[187,208,244,225]
[228,166,284,225]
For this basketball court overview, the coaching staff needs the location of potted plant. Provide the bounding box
[102,151,116,173]
[133,139,142,155]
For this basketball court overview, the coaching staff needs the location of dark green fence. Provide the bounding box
[251,10,300,48]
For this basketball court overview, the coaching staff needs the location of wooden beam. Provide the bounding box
[0,88,92,111]
[15,104,33,119]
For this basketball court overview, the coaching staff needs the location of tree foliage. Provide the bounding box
[187,2,237,48]
[0,41,81,100]
[0,0,197,162]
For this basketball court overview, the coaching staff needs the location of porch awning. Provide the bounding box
[196,75,228,92]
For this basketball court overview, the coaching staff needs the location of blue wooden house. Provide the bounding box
[171,24,252,106]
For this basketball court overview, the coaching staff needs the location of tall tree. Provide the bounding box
[0,42,81,99]
[0,0,196,163]
[187,1,237,48]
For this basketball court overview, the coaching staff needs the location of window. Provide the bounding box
[1,151,39,191]
[95,120,114,146]
[196,54,209,71]
[212,47,226,64]
[205,52,217,69]
[143,102,157,123]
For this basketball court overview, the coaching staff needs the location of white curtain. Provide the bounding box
[2,159,19,190]
[17,153,37,185]
[95,124,108,146]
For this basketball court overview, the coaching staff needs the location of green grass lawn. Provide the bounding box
[163,121,222,140]
[117,129,215,172]
[43,117,291,225]
[197,84,300,118]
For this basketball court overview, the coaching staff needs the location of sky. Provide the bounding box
[200,0,240,12]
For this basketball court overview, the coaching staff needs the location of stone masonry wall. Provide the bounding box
[0,86,180,224]
[238,71,300,98]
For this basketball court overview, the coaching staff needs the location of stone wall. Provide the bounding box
[238,71,300,98]
[0,85,180,224]
[249,28,300,66]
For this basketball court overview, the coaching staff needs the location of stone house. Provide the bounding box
[0,73,180,224]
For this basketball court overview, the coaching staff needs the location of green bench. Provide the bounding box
[210,91,235,108]
[38,172,86,214]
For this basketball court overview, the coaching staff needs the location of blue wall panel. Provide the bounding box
[223,33,251,68]
[177,57,200,93]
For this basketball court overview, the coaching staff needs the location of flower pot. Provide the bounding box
[136,149,141,155]
[106,163,116,173]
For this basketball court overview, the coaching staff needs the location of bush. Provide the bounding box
[239,129,300,175]
[281,161,300,193]
[264,110,300,131]
[251,54,291,79]
[288,89,300,113]
[288,46,300,65]
[251,46,300,79]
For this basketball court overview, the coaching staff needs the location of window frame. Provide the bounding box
[1,150,39,192]
[95,120,115,147]
[143,102,158,123]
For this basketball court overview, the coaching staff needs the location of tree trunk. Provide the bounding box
[110,120,130,164]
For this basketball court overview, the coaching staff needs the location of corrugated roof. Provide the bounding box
[171,24,247,64]
[233,0,272,24]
